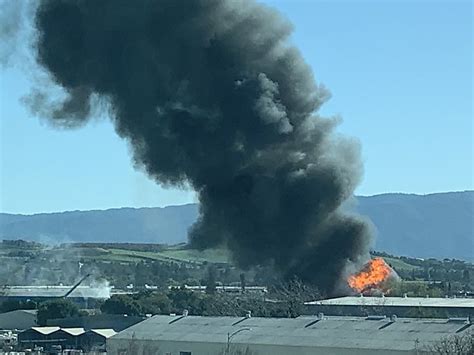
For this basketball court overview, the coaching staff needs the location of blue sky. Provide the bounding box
[0,0,472,214]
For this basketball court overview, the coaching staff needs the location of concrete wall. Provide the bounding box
[303,304,474,318]
[107,338,428,355]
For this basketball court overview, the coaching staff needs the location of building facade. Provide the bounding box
[0,286,111,309]
[17,326,115,352]
[107,314,472,355]
[304,296,474,318]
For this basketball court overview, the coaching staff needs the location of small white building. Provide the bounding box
[107,313,472,355]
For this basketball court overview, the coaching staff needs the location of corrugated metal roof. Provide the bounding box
[110,315,472,351]
[305,296,474,308]
[89,329,117,338]
[31,326,60,335]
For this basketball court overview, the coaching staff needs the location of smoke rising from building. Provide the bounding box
[18,0,373,293]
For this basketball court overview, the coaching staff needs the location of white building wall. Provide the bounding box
[107,338,428,355]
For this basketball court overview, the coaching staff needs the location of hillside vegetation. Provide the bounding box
[1,191,473,260]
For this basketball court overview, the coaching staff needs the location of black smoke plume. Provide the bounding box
[29,0,372,294]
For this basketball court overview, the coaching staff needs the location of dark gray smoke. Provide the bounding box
[29,0,372,293]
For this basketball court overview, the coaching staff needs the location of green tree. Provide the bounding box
[37,299,79,326]
[0,300,36,313]
[138,292,172,315]
[205,266,217,295]
[168,287,203,314]
[270,277,321,317]
[462,269,470,284]
[100,294,141,316]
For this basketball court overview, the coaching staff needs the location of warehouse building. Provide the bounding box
[107,313,472,355]
[48,327,85,349]
[0,286,111,308]
[0,309,37,330]
[79,328,117,352]
[18,326,60,350]
[17,326,115,352]
[170,285,268,295]
[304,296,474,318]
[47,313,144,331]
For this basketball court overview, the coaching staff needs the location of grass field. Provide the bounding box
[383,256,422,271]
[91,246,411,271]
[0,241,431,270]
[88,247,231,265]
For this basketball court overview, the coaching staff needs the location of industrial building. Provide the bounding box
[170,285,268,294]
[79,328,117,352]
[48,327,84,349]
[0,309,37,330]
[0,285,112,309]
[106,313,472,355]
[304,296,474,318]
[17,326,115,352]
[17,326,60,350]
[46,313,145,332]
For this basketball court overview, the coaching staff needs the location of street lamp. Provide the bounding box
[226,327,252,354]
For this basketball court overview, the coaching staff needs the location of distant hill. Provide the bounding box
[355,191,473,261]
[1,191,472,260]
[0,204,198,245]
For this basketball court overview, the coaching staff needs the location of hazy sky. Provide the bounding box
[0,0,472,214]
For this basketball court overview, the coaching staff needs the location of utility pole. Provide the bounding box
[226,328,251,354]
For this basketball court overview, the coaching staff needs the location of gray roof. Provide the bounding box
[0,286,110,299]
[110,314,472,351]
[0,309,37,330]
[305,296,474,308]
[0,309,37,316]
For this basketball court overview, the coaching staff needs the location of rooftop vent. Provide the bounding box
[448,317,469,324]
[305,314,324,328]
[379,315,397,330]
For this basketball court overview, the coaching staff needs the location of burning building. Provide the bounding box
[347,257,399,295]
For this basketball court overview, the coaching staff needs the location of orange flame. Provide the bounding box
[348,257,392,292]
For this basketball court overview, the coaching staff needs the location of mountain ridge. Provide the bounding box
[1,191,472,260]
[4,191,471,216]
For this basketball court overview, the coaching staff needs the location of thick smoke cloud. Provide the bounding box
[30,0,372,293]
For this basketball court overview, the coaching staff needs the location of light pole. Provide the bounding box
[226,327,252,354]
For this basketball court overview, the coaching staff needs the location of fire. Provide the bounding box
[348,257,393,293]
